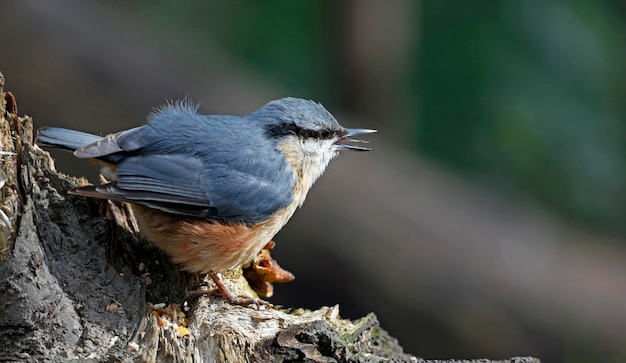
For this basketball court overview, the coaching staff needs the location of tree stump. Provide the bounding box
[0,71,539,363]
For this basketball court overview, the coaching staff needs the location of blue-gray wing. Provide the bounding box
[70,103,296,224]
[73,126,148,163]
[73,152,294,223]
[73,134,294,224]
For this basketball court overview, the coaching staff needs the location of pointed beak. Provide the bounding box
[336,128,377,151]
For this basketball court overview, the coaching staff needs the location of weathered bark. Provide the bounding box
[0,72,539,363]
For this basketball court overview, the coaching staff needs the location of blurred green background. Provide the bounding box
[124,0,626,236]
[2,1,625,362]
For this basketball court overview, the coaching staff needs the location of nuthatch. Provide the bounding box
[36,97,375,304]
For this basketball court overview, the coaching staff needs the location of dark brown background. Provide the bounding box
[2,1,625,362]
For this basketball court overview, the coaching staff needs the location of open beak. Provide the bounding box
[336,128,377,151]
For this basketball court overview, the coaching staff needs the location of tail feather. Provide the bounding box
[36,127,102,152]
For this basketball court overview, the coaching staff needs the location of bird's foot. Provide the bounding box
[184,270,272,308]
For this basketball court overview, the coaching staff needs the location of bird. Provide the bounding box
[36,97,376,304]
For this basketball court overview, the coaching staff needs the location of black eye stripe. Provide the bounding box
[266,122,340,140]
[300,129,337,139]
[319,130,331,139]
[266,123,298,138]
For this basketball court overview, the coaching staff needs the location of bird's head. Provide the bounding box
[253,97,376,194]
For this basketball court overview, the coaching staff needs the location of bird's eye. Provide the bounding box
[318,130,331,139]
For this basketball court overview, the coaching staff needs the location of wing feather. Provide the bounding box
[69,104,295,224]
[74,127,146,158]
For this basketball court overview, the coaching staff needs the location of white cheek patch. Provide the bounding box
[277,136,340,207]
[300,138,321,155]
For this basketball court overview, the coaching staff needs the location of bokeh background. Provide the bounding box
[2,1,625,362]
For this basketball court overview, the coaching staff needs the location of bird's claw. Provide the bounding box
[183,270,273,308]
[184,288,271,309]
